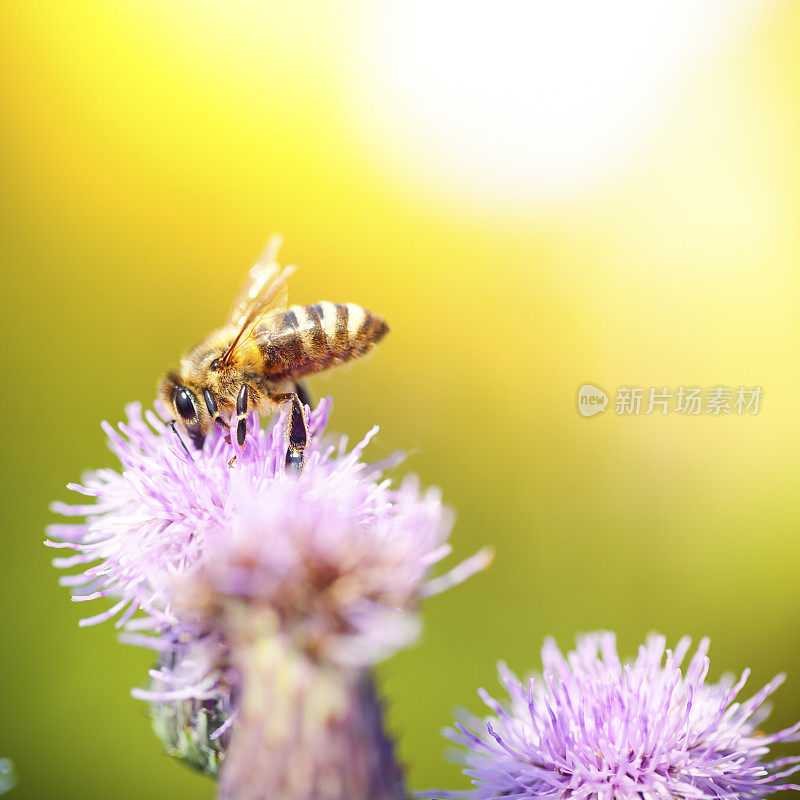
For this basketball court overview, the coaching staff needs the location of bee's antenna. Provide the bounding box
[169,420,194,461]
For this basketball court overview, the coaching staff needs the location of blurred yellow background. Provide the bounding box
[3,1,800,797]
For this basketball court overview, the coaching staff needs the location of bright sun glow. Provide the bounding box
[349,0,764,205]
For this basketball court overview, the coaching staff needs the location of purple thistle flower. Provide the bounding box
[441,632,800,800]
[47,398,489,659]
[48,398,491,799]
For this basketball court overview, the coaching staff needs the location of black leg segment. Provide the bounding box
[203,388,228,431]
[268,390,309,474]
[285,393,307,473]
[236,384,249,446]
[288,394,307,450]
[294,380,313,411]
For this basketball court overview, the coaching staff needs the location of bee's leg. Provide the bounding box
[203,388,228,432]
[269,391,308,474]
[235,384,249,447]
[285,393,307,473]
[294,380,313,410]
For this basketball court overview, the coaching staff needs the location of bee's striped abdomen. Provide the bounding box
[256,302,389,379]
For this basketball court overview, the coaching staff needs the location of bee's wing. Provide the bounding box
[226,235,290,329]
[220,238,296,366]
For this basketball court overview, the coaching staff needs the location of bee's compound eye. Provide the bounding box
[174,386,197,421]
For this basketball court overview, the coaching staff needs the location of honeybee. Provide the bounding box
[160,237,389,470]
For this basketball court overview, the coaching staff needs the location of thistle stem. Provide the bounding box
[220,610,406,800]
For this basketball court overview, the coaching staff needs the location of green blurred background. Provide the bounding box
[3,1,800,797]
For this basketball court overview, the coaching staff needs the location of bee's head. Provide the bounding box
[159,372,207,449]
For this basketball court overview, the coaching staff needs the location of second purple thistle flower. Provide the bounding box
[440,632,800,800]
